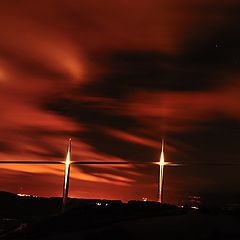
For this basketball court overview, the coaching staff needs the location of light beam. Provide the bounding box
[158,139,165,203]
[62,138,71,211]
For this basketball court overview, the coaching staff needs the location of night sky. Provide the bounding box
[0,0,240,204]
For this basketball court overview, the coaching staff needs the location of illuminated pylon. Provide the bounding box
[62,138,71,211]
[158,139,165,203]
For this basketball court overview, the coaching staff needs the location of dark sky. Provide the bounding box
[0,0,239,204]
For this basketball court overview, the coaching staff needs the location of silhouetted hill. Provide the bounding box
[1,191,240,240]
[0,191,62,220]
[6,200,184,239]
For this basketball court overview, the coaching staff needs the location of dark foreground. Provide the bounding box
[0,191,239,240]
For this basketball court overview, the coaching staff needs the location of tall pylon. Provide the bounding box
[62,138,71,211]
[158,139,165,203]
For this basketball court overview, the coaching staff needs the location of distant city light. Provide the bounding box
[17,193,38,198]
[190,206,199,210]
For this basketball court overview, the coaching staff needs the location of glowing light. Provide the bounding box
[158,139,165,203]
[160,140,165,166]
[17,193,38,198]
[190,206,199,210]
[62,138,71,211]
[17,193,31,197]
[64,139,71,194]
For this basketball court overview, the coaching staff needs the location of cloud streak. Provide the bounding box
[0,0,239,203]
